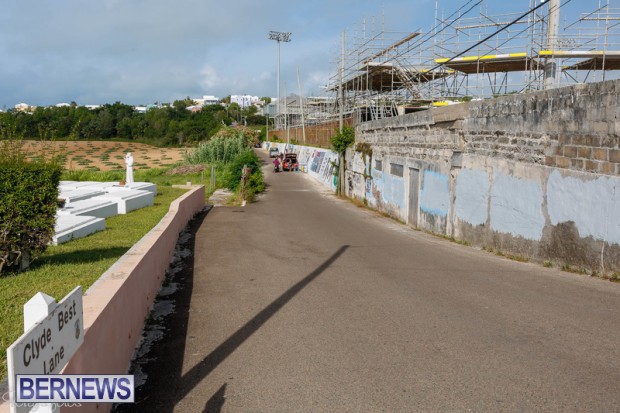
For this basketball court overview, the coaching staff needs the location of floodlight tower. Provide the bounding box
[544,0,560,89]
[268,31,292,129]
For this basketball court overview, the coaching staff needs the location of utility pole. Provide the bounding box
[284,81,289,147]
[268,31,292,130]
[544,0,560,90]
[339,31,345,133]
[296,66,306,145]
[337,30,346,196]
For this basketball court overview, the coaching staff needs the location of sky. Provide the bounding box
[0,0,600,108]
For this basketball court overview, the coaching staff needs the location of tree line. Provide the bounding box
[0,99,270,146]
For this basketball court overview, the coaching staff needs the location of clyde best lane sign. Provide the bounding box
[7,286,84,378]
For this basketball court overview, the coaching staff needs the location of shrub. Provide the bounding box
[0,160,62,274]
[331,126,355,154]
[222,150,264,201]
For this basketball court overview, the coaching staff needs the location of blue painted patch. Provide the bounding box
[455,169,489,226]
[490,173,545,240]
[383,172,405,210]
[419,171,450,217]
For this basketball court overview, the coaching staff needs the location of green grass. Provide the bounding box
[0,186,188,381]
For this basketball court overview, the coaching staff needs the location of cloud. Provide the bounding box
[0,0,600,107]
[200,65,221,91]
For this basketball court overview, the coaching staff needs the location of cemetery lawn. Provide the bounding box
[0,186,189,382]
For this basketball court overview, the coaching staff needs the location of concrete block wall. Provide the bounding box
[464,81,620,174]
[349,79,620,275]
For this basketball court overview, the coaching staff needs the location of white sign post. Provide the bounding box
[6,287,84,413]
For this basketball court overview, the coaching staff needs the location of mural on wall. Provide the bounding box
[271,143,338,190]
[490,173,545,241]
[455,169,490,227]
[296,148,314,172]
[419,171,450,217]
[547,170,620,245]
[311,152,325,173]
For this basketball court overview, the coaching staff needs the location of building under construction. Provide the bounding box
[271,0,620,142]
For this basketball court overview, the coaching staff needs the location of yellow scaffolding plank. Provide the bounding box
[434,53,540,74]
[435,52,527,64]
[538,50,620,58]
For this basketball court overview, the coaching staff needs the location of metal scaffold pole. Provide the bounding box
[544,0,561,89]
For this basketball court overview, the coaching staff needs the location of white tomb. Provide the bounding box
[85,181,157,195]
[59,181,102,190]
[53,215,106,245]
[81,182,123,191]
[111,182,157,194]
[52,181,157,244]
[57,198,118,219]
[58,188,106,204]
[95,189,154,214]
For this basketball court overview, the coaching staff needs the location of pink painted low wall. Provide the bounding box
[0,185,205,413]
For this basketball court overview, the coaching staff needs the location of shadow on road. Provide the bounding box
[116,215,349,412]
[182,244,350,408]
[203,383,227,413]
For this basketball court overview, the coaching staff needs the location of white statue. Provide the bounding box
[125,152,134,184]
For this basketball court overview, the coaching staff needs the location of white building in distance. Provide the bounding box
[231,95,260,108]
[193,95,219,106]
[14,103,33,112]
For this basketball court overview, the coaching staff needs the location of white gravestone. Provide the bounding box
[125,152,134,184]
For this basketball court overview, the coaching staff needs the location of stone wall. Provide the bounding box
[347,79,620,275]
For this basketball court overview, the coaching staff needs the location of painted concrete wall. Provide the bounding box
[0,186,204,413]
[56,185,204,413]
[0,186,205,413]
[349,79,620,274]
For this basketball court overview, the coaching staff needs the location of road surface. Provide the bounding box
[120,150,620,412]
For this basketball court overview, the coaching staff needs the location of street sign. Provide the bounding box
[6,287,84,413]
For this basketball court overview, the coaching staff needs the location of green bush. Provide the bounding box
[0,160,62,274]
[331,126,355,154]
[246,171,265,200]
[222,150,264,200]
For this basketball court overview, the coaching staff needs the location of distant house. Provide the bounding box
[14,103,33,112]
[85,105,101,110]
[186,105,203,113]
[55,103,70,107]
[231,95,259,108]
[193,95,219,106]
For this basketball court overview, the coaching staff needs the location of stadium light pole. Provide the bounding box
[268,31,291,130]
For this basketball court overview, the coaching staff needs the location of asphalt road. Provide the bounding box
[122,150,620,413]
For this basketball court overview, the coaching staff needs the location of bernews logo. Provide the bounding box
[15,375,134,404]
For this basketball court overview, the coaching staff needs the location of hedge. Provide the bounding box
[0,161,62,274]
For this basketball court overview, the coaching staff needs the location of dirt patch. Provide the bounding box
[20,140,187,171]
[166,165,206,175]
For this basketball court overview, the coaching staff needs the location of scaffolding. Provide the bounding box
[431,0,620,96]
[279,0,620,132]
[325,20,447,122]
